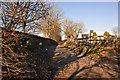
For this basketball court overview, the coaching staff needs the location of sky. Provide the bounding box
[55,2,118,37]
[0,1,118,38]
[51,0,119,2]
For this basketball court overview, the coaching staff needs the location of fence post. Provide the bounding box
[90,30,94,44]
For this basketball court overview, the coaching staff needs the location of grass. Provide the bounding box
[63,39,119,64]
[100,57,118,64]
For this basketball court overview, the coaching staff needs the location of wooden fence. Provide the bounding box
[78,35,116,43]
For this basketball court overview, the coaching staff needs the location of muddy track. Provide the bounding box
[49,45,119,79]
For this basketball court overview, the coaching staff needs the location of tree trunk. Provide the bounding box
[23,22,26,33]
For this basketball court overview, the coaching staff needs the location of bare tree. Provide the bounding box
[0,1,50,33]
[112,27,118,36]
[38,3,63,42]
[62,19,85,41]
[112,27,118,41]
[0,1,51,79]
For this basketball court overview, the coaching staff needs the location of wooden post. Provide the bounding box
[90,30,93,44]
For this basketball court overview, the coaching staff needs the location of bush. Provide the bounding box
[103,31,111,36]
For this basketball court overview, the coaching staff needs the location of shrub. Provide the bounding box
[93,32,97,36]
[103,31,111,36]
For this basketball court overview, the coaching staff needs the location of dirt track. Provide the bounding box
[50,44,119,79]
